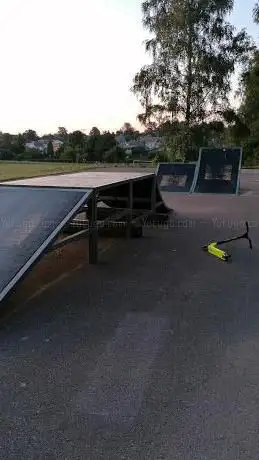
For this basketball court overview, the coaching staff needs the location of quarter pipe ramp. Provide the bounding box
[156,163,196,194]
[190,148,242,195]
[0,171,170,303]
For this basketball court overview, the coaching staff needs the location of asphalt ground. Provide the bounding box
[1,170,259,459]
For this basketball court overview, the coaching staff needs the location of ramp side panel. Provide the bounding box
[100,175,169,214]
[191,148,242,195]
[0,186,92,302]
[156,163,196,193]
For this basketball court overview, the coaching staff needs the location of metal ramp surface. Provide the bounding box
[156,163,196,194]
[0,186,91,302]
[190,147,242,195]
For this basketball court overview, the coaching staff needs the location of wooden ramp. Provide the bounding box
[0,171,170,303]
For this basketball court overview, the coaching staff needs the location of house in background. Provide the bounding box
[142,135,163,151]
[25,140,47,153]
[115,133,163,153]
[52,140,63,153]
[25,139,63,154]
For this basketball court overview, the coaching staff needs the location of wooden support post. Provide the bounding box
[151,174,157,213]
[126,180,133,238]
[88,191,98,264]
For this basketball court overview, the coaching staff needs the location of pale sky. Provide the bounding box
[0,0,258,135]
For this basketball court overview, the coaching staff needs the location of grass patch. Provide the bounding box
[0,161,95,181]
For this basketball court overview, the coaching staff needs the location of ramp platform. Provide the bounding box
[0,171,170,303]
[5,171,168,212]
[190,148,242,195]
[156,163,196,193]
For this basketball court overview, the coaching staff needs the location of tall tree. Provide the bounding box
[239,50,259,164]
[132,0,253,154]
[57,127,68,139]
[69,130,84,147]
[1,133,12,149]
[144,121,158,133]
[41,133,55,141]
[89,127,101,137]
[12,134,25,155]
[22,129,38,142]
[121,122,135,134]
[232,3,259,165]
[86,132,117,162]
[47,141,54,159]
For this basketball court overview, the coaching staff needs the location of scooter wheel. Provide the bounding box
[223,254,231,262]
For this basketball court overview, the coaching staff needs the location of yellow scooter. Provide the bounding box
[202,221,252,262]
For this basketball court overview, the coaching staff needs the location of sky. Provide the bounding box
[0,0,258,135]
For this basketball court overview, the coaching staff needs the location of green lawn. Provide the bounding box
[0,161,95,181]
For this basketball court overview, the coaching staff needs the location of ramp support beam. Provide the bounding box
[126,180,133,238]
[151,175,157,213]
[88,191,98,264]
[51,229,88,251]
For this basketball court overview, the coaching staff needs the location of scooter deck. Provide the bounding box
[203,242,231,262]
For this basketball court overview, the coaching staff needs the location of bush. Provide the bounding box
[0,149,15,160]
[21,148,43,161]
[103,146,126,163]
[59,147,76,162]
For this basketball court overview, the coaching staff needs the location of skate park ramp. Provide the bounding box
[5,171,169,214]
[156,163,196,193]
[190,147,242,195]
[0,186,91,302]
[0,171,170,303]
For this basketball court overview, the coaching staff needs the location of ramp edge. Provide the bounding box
[0,190,92,303]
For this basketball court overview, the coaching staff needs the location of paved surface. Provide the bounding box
[1,170,259,458]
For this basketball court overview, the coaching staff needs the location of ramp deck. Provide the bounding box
[0,171,170,303]
[4,171,154,189]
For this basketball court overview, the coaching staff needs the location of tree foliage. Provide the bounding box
[86,131,118,161]
[238,50,259,164]
[12,134,25,155]
[89,126,101,136]
[132,0,253,134]
[221,2,259,165]
[254,2,259,23]
[47,141,54,159]
[22,129,38,142]
[121,122,135,134]
[69,130,85,148]
[57,127,68,141]
[103,145,126,163]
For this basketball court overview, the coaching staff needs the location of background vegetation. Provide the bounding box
[1,1,259,167]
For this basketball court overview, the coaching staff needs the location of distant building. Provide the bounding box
[25,140,47,153]
[52,140,63,153]
[25,139,63,154]
[115,133,163,152]
[142,135,163,151]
